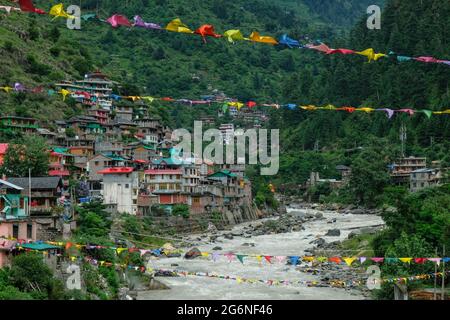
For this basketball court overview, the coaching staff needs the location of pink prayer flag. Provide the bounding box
[107,14,132,28]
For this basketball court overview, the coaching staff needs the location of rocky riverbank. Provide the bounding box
[138,206,385,300]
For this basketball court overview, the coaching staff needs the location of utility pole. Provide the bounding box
[442,245,446,300]
[400,123,407,157]
[434,247,438,300]
[28,168,31,216]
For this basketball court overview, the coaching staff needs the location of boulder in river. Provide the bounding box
[224,234,234,240]
[325,229,341,237]
[212,246,223,251]
[184,247,201,260]
[315,212,324,219]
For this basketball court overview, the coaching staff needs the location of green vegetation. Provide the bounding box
[172,204,190,219]
[0,253,65,300]
[0,135,49,177]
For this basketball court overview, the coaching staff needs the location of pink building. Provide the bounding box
[0,221,37,267]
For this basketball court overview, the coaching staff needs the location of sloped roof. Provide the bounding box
[208,170,237,178]
[98,167,134,174]
[3,177,63,190]
[0,178,23,190]
[19,243,60,251]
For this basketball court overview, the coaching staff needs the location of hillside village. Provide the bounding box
[0,70,267,268]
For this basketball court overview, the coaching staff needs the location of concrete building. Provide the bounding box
[390,156,427,185]
[0,116,39,135]
[99,167,138,215]
[55,70,114,110]
[4,177,64,215]
[410,168,443,192]
[219,123,235,145]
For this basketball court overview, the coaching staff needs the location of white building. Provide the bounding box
[98,167,138,215]
[219,123,235,145]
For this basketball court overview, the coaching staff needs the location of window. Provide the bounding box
[27,224,33,239]
[125,184,130,189]
[13,224,19,239]
[95,161,99,166]
[421,183,425,188]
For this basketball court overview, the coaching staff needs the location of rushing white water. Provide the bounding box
[137,208,384,300]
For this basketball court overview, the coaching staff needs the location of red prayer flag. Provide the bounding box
[18,0,46,14]
[327,49,355,55]
[195,25,222,43]
[246,101,257,108]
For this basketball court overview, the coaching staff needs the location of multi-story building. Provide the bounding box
[410,168,443,192]
[0,116,39,134]
[66,116,106,136]
[115,105,134,122]
[4,177,64,215]
[88,107,110,125]
[133,117,162,145]
[55,70,114,110]
[99,167,138,215]
[66,137,95,168]
[48,147,74,183]
[219,123,235,145]
[390,156,427,185]
[0,179,37,267]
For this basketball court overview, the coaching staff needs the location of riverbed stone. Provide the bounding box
[184,247,201,259]
[325,229,341,236]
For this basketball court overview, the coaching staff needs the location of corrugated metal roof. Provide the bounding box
[0,178,24,190]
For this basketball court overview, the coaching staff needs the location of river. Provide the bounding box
[137,208,384,300]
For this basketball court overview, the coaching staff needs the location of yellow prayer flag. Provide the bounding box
[49,4,74,19]
[356,107,374,113]
[399,258,413,264]
[165,18,194,34]
[343,257,356,266]
[355,48,387,62]
[249,31,278,45]
[0,86,13,93]
[59,89,71,101]
[223,30,248,43]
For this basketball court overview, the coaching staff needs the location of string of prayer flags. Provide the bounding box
[9,2,450,68]
[106,14,132,28]
[1,81,449,119]
[165,18,194,34]
[133,15,162,30]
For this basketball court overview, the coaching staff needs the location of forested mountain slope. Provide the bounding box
[0,0,380,122]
